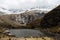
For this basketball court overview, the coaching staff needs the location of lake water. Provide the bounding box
[5,29,45,37]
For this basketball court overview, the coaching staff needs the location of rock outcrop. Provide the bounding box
[10,10,45,25]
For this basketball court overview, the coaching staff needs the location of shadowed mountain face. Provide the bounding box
[40,5,60,28]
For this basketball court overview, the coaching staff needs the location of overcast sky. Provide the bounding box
[0,0,60,10]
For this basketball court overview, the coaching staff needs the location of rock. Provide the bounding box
[10,10,45,25]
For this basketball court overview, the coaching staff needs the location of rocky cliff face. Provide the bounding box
[9,10,45,25]
[0,10,46,29]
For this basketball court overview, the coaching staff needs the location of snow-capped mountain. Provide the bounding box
[0,7,11,15]
[0,7,51,15]
[8,8,50,14]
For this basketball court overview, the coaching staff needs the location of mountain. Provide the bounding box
[0,10,46,29]
[40,5,60,28]
[31,5,60,33]
[0,6,50,14]
[0,7,50,29]
[0,7,11,15]
[8,8,50,13]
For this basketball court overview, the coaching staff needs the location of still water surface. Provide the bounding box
[6,29,45,37]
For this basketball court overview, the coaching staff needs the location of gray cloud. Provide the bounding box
[0,0,60,10]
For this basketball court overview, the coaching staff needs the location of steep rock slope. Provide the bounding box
[40,5,60,28]
[0,10,45,29]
